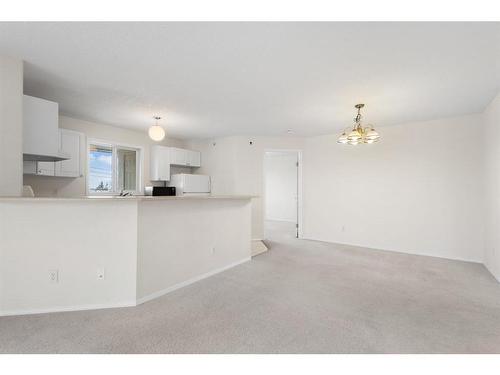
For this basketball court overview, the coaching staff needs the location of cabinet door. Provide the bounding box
[170,148,188,166]
[150,145,171,181]
[37,161,55,176]
[23,161,37,175]
[187,150,201,167]
[57,129,82,177]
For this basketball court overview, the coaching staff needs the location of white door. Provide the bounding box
[264,151,299,237]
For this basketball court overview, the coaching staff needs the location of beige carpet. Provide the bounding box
[1,220,500,353]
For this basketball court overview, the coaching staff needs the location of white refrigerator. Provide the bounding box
[169,174,211,196]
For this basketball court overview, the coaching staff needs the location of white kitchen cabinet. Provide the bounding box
[150,146,201,180]
[37,161,56,176]
[22,160,54,176]
[150,145,171,181]
[170,148,187,166]
[23,161,37,175]
[56,129,83,177]
[22,129,83,177]
[170,148,201,167]
[23,95,68,161]
[186,150,201,167]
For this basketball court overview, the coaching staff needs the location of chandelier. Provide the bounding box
[337,104,380,145]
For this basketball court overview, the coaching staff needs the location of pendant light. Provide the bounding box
[148,116,166,141]
[337,104,380,145]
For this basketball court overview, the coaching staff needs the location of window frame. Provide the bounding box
[86,138,144,196]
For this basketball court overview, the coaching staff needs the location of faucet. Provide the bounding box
[119,190,132,197]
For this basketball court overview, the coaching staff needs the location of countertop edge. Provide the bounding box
[0,195,256,202]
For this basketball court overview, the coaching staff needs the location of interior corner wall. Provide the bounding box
[484,92,500,281]
[302,114,485,262]
[0,56,23,197]
[188,136,304,240]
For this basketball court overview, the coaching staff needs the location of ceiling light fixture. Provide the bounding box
[337,104,380,145]
[148,116,166,141]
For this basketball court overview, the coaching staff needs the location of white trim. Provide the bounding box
[86,138,144,196]
[300,236,483,264]
[266,217,297,223]
[136,257,251,305]
[484,263,500,283]
[0,300,136,317]
[1,257,252,317]
[263,149,303,238]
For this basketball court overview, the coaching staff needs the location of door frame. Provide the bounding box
[263,149,303,238]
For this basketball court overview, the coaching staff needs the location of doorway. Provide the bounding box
[263,150,302,239]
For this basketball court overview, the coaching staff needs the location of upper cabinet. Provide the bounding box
[150,145,171,181]
[23,129,84,178]
[186,150,201,167]
[150,146,201,181]
[57,129,83,177]
[169,148,201,168]
[169,147,187,166]
[23,95,70,161]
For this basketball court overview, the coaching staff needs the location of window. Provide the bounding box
[88,140,142,194]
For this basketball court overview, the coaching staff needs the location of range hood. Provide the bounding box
[23,95,70,162]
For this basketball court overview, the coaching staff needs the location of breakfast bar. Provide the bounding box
[0,196,252,316]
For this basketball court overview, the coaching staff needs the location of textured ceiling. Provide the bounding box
[0,22,498,139]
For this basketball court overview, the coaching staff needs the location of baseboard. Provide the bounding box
[266,218,296,223]
[1,258,252,317]
[484,262,500,283]
[136,257,252,305]
[300,236,483,264]
[0,300,137,317]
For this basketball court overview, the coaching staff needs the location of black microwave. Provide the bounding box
[144,186,176,196]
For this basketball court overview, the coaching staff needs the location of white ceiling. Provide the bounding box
[0,22,499,139]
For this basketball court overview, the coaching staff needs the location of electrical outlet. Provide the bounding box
[49,269,58,283]
[97,268,105,280]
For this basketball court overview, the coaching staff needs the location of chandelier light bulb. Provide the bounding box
[337,132,349,144]
[148,116,166,141]
[347,129,361,141]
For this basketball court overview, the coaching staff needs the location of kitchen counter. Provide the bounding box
[0,195,254,202]
[0,195,252,316]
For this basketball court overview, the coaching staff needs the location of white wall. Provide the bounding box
[0,200,138,315]
[484,92,500,280]
[302,114,484,262]
[0,56,23,196]
[188,136,304,240]
[137,199,251,301]
[264,152,298,222]
[24,115,186,197]
[0,197,252,316]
